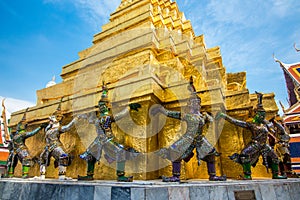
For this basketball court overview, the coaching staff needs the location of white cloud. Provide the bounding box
[180,0,300,111]
[271,0,298,18]
[0,96,35,119]
[185,0,300,70]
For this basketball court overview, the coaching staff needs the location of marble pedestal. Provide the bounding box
[0,178,299,200]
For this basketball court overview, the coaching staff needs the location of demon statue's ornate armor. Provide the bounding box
[267,116,299,178]
[217,92,287,180]
[152,77,226,182]
[5,109,46,178]
[39,104,80,180]
[78,84,140,182]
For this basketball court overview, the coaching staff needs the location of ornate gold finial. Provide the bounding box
[294,43,300,52]
[16,107,29,132]
[279,100,286,113]
[188,76,196,94]
[21,107,29,122]
[272,53,285,66]
[52,97,64,121]
[1,98,10,141]
[1,98,6,119]
[255,91,265,112]
[187,76,201,105]
[99,82,109,103]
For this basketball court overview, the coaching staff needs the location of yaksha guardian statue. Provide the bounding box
[216,92,287,180]
[267,115,299,178]
[39,100,82,180]
[78,84,140,182]
[152,77,226,182]
[4,107,46,178]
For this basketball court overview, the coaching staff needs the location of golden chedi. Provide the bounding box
[9,0,278,180]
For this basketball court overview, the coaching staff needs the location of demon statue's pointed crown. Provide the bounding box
[187,76,201,106]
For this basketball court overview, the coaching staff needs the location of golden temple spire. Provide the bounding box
[294,43,300,52]
[272,53,285,67]
[95,0,194,44]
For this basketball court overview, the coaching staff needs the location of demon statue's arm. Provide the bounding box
[150,105,181,120]
[112,103,141,122]
[216,112,249,128]
[271,119,290,143]
[60,115,84,133]
[23,123,47,139]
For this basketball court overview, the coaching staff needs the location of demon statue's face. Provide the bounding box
[187,97,201,114]
[98,101,109,116]
[253,110,266,124]
[16,121,27,133]
[49,115,60,129]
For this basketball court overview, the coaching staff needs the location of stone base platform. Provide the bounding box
[0,178,299,200]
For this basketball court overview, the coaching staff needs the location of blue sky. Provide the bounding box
[0,0,300,115]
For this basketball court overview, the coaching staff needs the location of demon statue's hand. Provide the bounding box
[129,103,141,111]
[40,123,48,129]
[77,113,88,119]
[215,111,226,120]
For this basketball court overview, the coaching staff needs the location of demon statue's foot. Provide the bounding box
[271,163,288,179]
[22,174,29,179]
[5,172,14,178]
[162,175,180,182]
[209,175,227,181]
[238,174,252,180]
[272,174,287,179]
[117,175,133,182]
[58,175,73,181]
[29,175,45,180]
[78,175,94,181]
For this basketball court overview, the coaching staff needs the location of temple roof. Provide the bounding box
[278,61,300,85]
[274,54,300,107]
[283,101,300,124]
[274,45,300,123]
[0,121,3,146]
